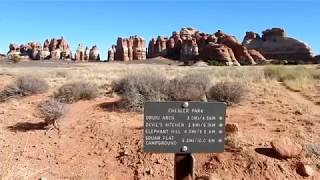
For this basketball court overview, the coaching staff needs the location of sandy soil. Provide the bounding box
[0,63,320,180]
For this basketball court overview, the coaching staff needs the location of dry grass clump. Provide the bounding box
[264,66,320,81]
[264,66,320,92]
[168,72,211,101]
[38,99,67,127]
[54,81,99,103]
[112,70,170,111]
[207,81,247,105]
[0,75,48,102]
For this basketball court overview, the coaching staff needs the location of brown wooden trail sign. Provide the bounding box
[144,101,227,180]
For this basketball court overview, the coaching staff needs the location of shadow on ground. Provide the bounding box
[255,148,281,159]
[98,100,128,112]
[7,122,48,132]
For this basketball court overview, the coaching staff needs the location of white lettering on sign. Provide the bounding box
[168,108,189,113]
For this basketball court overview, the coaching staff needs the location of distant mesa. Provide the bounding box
[107,35,146,61]
[242,28,315,64]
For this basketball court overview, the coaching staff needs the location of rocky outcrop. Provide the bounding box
[108,36,146,61]
[217,30,267,65]
[89,45,100,61]
[198,43,240,66]
[75,44,86,61]
[315,55,320,64]
[243,28,314,63]
[107,45,116,61]
[8,42,50,60]
[45,36,72,60]
[147,27,266,65]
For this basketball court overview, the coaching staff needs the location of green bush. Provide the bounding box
[208,81,247,105]
[0,76,48,102]
[54,81,99,103]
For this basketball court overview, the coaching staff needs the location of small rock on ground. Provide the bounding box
[271,137,302,158]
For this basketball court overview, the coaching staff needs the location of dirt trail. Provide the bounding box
[280,82,320,118]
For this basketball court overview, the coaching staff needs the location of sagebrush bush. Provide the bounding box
[38,99,67,126]
[12,55,21,63]
[0,76,48,102]
[168,73,211,101]
[208,81,247,105]
[112,71,170,111]
[54,81,99,103]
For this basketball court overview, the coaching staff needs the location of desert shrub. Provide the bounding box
[0,76,48,102]
[11,55,21,63]
[208,81,246,105]
[112,71,170,111]
[168,72,211,101]
[207,60,226,66]
[38,99,67,125]
[54,81,99,103]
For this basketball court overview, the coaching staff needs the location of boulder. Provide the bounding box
[271,137,302,158]
[297,163,314,177]
[225,123,239,136]
[243,28,314,63]
[198,42,240,66]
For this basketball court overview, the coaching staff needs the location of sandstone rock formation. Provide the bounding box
[7,43,21,59]
[45,36,72,60]
[75,44,86,61]
[89,45,100,61]
[108,45,116,61]
[315,55,320,64]
[242,28,314,63]
[8,42,49,60]
[110,36,146,61]
[198,43,240,66]
[147,27,265,65]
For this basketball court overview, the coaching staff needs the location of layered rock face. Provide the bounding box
[89,45,100,61]
[108,36,146,61]
[7,42,49,60]
[147,27,265,65]
[75,44,86,61]
[107,45,116,61]
[315,55,320,64]
[242,28,314,63]
[45,36,72,60]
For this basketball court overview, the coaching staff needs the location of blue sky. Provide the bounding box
[0,0,319,59]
